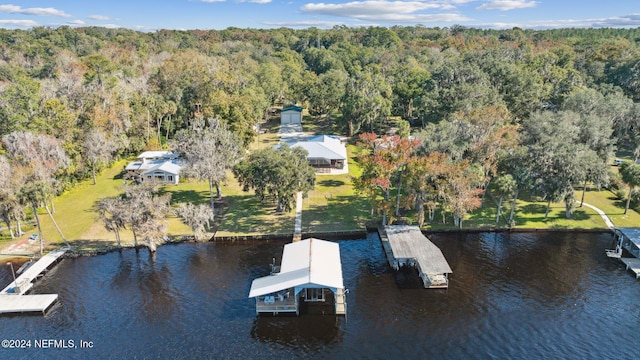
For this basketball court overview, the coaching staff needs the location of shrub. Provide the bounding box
[608,170,624,190]
[615,188,627,201]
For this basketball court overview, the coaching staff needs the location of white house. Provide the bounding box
[125,151,182,185]
[248,238,346,316]
[280,106,303,126]
[282,135,348,174]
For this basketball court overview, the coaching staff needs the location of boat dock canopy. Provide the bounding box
[382,225,452,288]
[386,225,452,275]
[248,238,344,298]
[614,228,640,258]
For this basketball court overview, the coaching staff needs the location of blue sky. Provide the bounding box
[0,0,638,31]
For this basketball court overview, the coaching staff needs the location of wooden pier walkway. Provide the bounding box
[0,248,67,314]
[1,248,67,295]
[379,225,452,289]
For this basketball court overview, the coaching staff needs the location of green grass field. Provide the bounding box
[6,119,640,253]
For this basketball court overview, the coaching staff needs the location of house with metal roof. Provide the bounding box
[124,151,182,184]
[280,134,348,174]
[248,238,347,316]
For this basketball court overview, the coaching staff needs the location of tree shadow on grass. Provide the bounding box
[606,197,628,210]
[160,189,210,205]
[519,203,547,215]
[303,195,369,232]
[215,194,293,234]
[318,179,345,187]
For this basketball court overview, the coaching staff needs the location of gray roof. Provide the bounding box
[616,228,640,247]
[286,134,347,161]
[385,225,453,275]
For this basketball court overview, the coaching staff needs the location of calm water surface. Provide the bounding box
[0,232,638,359]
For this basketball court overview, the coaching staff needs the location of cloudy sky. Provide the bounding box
[0,0,638,31]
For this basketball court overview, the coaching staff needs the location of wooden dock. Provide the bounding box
[620,258,640,279]
[0,248,67,315]
[380,225,452,289]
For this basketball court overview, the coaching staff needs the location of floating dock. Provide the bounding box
[379,225,452,288]
[620,258,640,279]
[0,294,58,314]
[0,248,67,314]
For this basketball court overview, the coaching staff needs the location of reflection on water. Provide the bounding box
[251,315,343,351]
[0,232,639,359]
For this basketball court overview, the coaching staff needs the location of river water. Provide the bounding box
[0,232,638,359]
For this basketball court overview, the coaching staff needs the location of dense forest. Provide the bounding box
[2,25,640,234]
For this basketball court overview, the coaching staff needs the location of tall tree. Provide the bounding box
[96,196,127,248]
[175,203,213,241]
[233,145,315,212]
[522,111,599,218]
[492,174,517,226]
[2,131,69,253]
[83,128,116,185]
[172,118,242,217]
[121,182,172,252]
[620,162,640,215]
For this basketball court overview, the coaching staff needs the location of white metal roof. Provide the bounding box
[137,151,178,160]
[248,238,344,298]
[141,161,181,175]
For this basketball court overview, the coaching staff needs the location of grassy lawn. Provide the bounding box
[38,159,192,251]
[302,145,370,232]
[13,118,640,253]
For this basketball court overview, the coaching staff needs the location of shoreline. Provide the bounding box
[60,226,615,259]
[1,223,616,262]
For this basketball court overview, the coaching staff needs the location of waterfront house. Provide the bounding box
[124,151,181,184]
[280,135,348,174]
[248,238,346,316]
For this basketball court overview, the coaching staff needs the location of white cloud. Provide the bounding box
[477,0,537,11]
[263,20,346,27]
[591,14,640,27]
[300,1,470,22]
[0,4,71,17]
[476,14,640,29]
[0,19,38,27]
[102,24,121,29]
[67,19,85,25]
[302,1,446,16]
[88,15,111,21]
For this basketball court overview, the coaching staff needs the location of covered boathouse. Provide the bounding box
[381,225,453,288]
[248,238,346,316]
[611,228,640,278]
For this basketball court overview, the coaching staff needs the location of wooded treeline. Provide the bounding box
[2,25,640,232]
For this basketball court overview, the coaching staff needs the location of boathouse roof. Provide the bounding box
[248,238,344,298]
[385,225,453,275]
[616,227,640,247]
